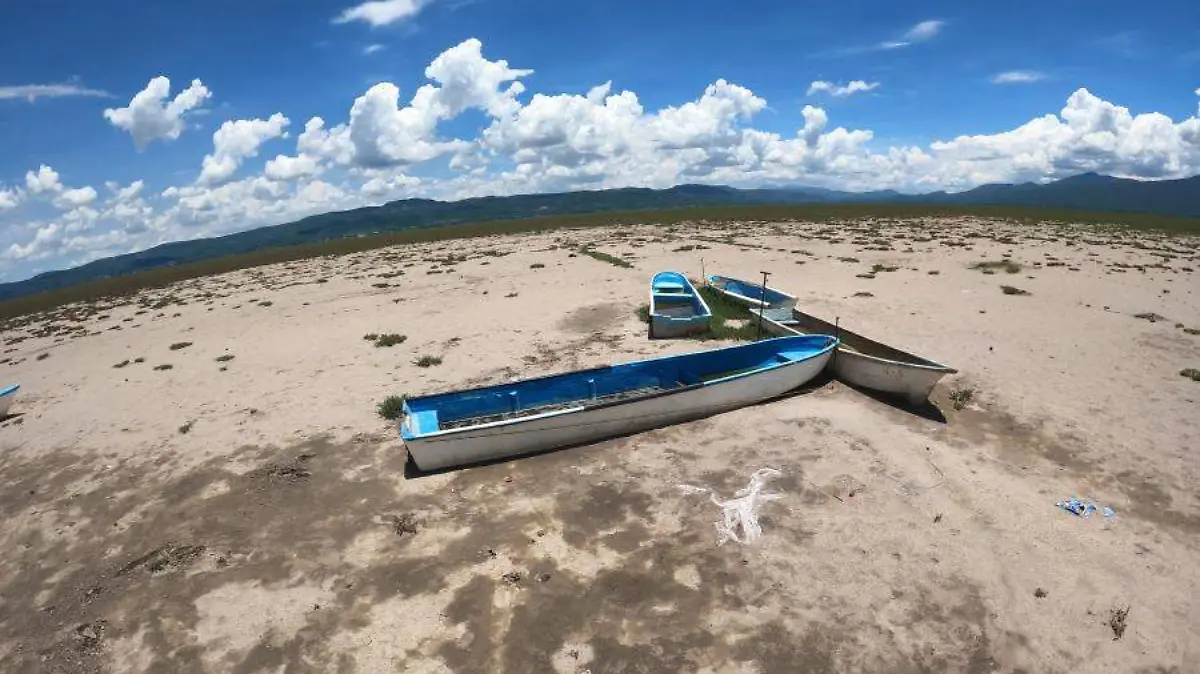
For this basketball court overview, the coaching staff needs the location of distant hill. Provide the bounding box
[1,173,1197,302]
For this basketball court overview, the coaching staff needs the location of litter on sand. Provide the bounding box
[1056,497,1115,519]
[679,468,784,546]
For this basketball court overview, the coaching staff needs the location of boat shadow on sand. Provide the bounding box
[839,382,948,424]
[402,371,837,479]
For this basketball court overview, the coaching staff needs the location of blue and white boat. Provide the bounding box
[649,271,711,338]
[707,274,797,310]
[400,335,838,470]
[0,383,19,418]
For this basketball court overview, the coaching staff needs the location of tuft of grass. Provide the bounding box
[690,286,764,341]
[636,304,650,324]
[169,341,193,350]
[529,263,546,269]
[258,301,273,307]
[852,291,874,298]
[113,360,131,369]
[36,353,49,361]
[414,355,443,368]
[1107,605,1130,641]
[178,421,193,434]
[837,256,860,263]
[1180,368,1200,382]
[377,395,407,420]
[363,333,379,341]
[855,273,876,280]
[1133,312,1166,323]
[971,260,1022,274]
[215,354,235,363]
[927,270,940,275]
[871,264,899,273]
[948,387,974,410]
[1183,327,1200,336]
[153,364,174,371]
[374,333,407,348]
[134,357,145,363]
[1000,285,1031,296]
[578,248,632,268]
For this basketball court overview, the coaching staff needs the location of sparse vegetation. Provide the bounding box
[1108,605,1130,641]
[36,353,49,361]
[258,301,273,307]
[971,260,1022,274]
[215,354,235,363]
[134,357,145,363]
[363,333,378,342]
[153,364,174,371]
[529,263,545,269]
[372,333,407,348]
[949,387,974,410]
[169,341,193,350]
[838,256,860,263]
[852,291,874,298]
[578,248,633,268]
[636,304,650,324]
[871,264,899,273]
[377,395,407,420]
[1183,328,1200,336]
[1133,312,1166,323]
[113,360,130,369]
[414,355,443,368]
[178,421,193,434]
[1180,368,1200,382]
[1000,285,1031,296]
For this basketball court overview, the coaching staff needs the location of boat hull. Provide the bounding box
[0,383,18,417]
[402,337,835,471]
[759,309,954,405]
[706,275,797,310]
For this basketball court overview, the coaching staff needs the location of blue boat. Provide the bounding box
[649,271,712,338]
[400,335,838,470]
[707,274,797,310]
[0,383,19,417]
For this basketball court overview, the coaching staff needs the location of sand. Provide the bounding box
[0,216,1196,673]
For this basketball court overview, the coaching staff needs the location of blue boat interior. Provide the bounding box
[402,335,836,438]
[651,271,710,319]
[0,383,19,397]
[708,275,791,305]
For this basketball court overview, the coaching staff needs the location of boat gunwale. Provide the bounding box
[765,307,956,374]
[0,384,19,397]
[401,335,838,441]
[706,274,798,307]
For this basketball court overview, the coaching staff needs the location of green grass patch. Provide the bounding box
[636,304,650,324]
[949,387,974,410]
[377,395,407,420]
[971,260,1022,274]
[373,333,407,348]
[414,355,443,368]
[578,248,633,268]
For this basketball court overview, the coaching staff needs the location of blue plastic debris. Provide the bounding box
[1055,497,1116,519]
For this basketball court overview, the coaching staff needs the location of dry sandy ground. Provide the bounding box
[0,217,1197,673]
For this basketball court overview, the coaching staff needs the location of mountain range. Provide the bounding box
[2,172,1197,302]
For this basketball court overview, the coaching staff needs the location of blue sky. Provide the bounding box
[1,0,1198,281]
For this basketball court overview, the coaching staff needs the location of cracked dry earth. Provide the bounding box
[0,217,1197,672]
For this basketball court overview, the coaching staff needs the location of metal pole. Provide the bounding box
[757,271,770,340]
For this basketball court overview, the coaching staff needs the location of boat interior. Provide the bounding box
[651,272,708,319]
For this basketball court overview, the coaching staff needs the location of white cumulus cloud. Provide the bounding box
[103,76,211,150]
[363,44,386,55]
[807,80,879,98]
[25,165,63,194]
[264,154,323,181]
[334,0,431,26]
[198,113,290,186]
[54,186,98,210]
[0,187,20,210]
[991,71,1045,84]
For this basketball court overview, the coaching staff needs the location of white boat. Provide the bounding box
[400,335,838,471]
[0,383,19,417]
[706,274,797,310]
[649,271,711,338]
[758,307,956,406]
